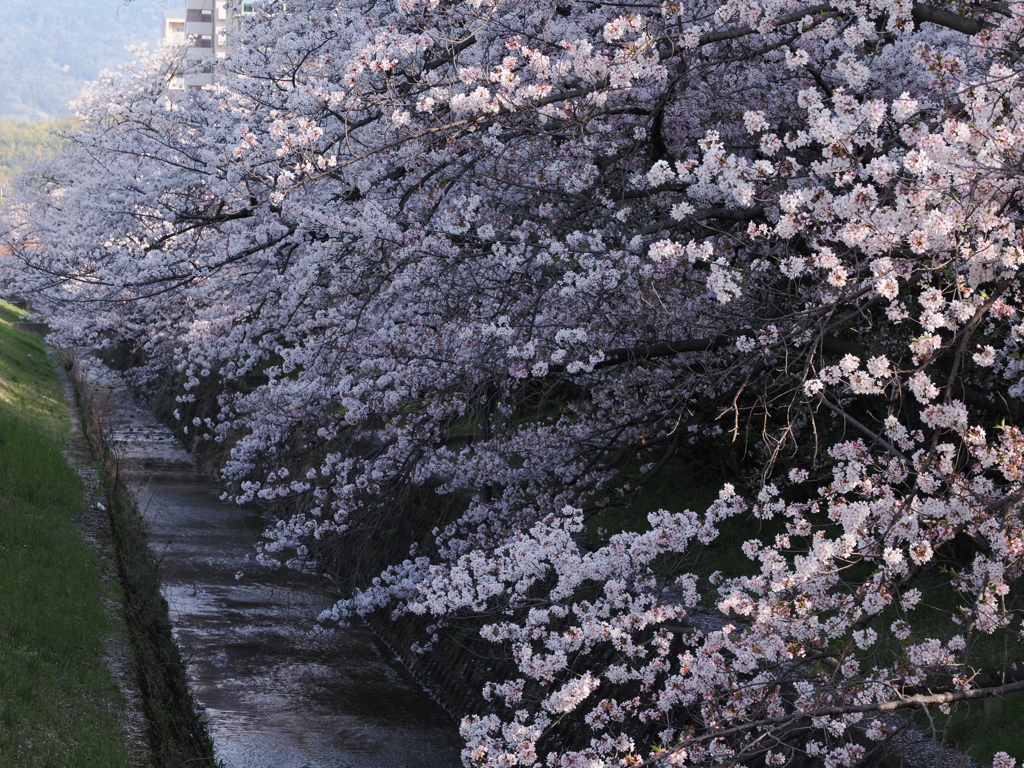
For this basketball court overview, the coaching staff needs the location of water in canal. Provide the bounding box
[80,356,462,768]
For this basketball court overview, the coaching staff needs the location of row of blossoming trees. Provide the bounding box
[7,0,1024,764]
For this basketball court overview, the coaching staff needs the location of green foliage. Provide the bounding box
[0,301,130,767]
[0,119,77,196]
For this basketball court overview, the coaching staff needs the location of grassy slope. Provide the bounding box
[0,301,130,767]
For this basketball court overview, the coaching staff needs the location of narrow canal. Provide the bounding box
[81,357,462,768]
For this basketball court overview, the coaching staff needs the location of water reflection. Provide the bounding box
[83,358,461,768]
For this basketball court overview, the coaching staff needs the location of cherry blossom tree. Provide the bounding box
[8,0,1024,765]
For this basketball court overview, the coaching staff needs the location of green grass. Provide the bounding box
[892,567,1024,764]
[0,300,131,767]
[582,458,767,599]
[943,691,1024,763]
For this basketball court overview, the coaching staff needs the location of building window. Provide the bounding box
[243,1,255,11]
[193,35,213,48]
[187,9,213,22]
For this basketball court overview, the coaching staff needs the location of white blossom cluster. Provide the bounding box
[7,0,1024,764]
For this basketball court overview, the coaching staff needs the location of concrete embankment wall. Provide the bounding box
[60,350,218,768]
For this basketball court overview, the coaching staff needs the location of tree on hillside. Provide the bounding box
[0,119,77,192]
[9,0,1024,765]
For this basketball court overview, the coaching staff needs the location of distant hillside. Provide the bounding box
[0,0,165,120]
[0,119,78,196]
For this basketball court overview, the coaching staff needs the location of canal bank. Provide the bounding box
[0,304,148,768]
[65,350,462,768]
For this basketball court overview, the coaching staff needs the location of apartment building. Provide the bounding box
[163,11,186,45]
[162,10,187,88]
[163,0,251,89]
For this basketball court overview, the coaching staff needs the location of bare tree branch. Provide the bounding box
[648,679,1024,767]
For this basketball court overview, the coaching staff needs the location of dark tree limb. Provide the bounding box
[911,2,994,34]
[645,678,1024,767]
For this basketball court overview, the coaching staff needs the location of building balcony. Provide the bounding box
[185,40,213,57]
[185,21,215,36]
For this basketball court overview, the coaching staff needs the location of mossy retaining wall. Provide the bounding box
[61,351,218,768]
